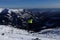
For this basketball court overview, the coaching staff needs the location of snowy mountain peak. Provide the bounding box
[0,8,24,14]
[0,8,5,13]
[8,9,24,13]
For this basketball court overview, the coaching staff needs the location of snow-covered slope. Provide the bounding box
[0,25,59,40]
[0,8,60,40]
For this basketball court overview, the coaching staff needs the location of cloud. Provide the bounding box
[46,3,60,8]
[39,3,60,8]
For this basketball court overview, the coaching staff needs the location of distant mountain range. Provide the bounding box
[0,8,60,32]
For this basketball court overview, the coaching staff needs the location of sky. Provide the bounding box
[0,0,60,8]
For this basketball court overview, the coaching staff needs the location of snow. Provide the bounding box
[8,9,24,14]
[0,8,60,40]
[0,25,59,40]
[0,8,4,13]
[0,8,24,14]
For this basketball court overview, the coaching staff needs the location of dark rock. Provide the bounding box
[1,33,4,35]
[32,38,41,40]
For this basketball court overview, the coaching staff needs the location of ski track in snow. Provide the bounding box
[0,25,59,40]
